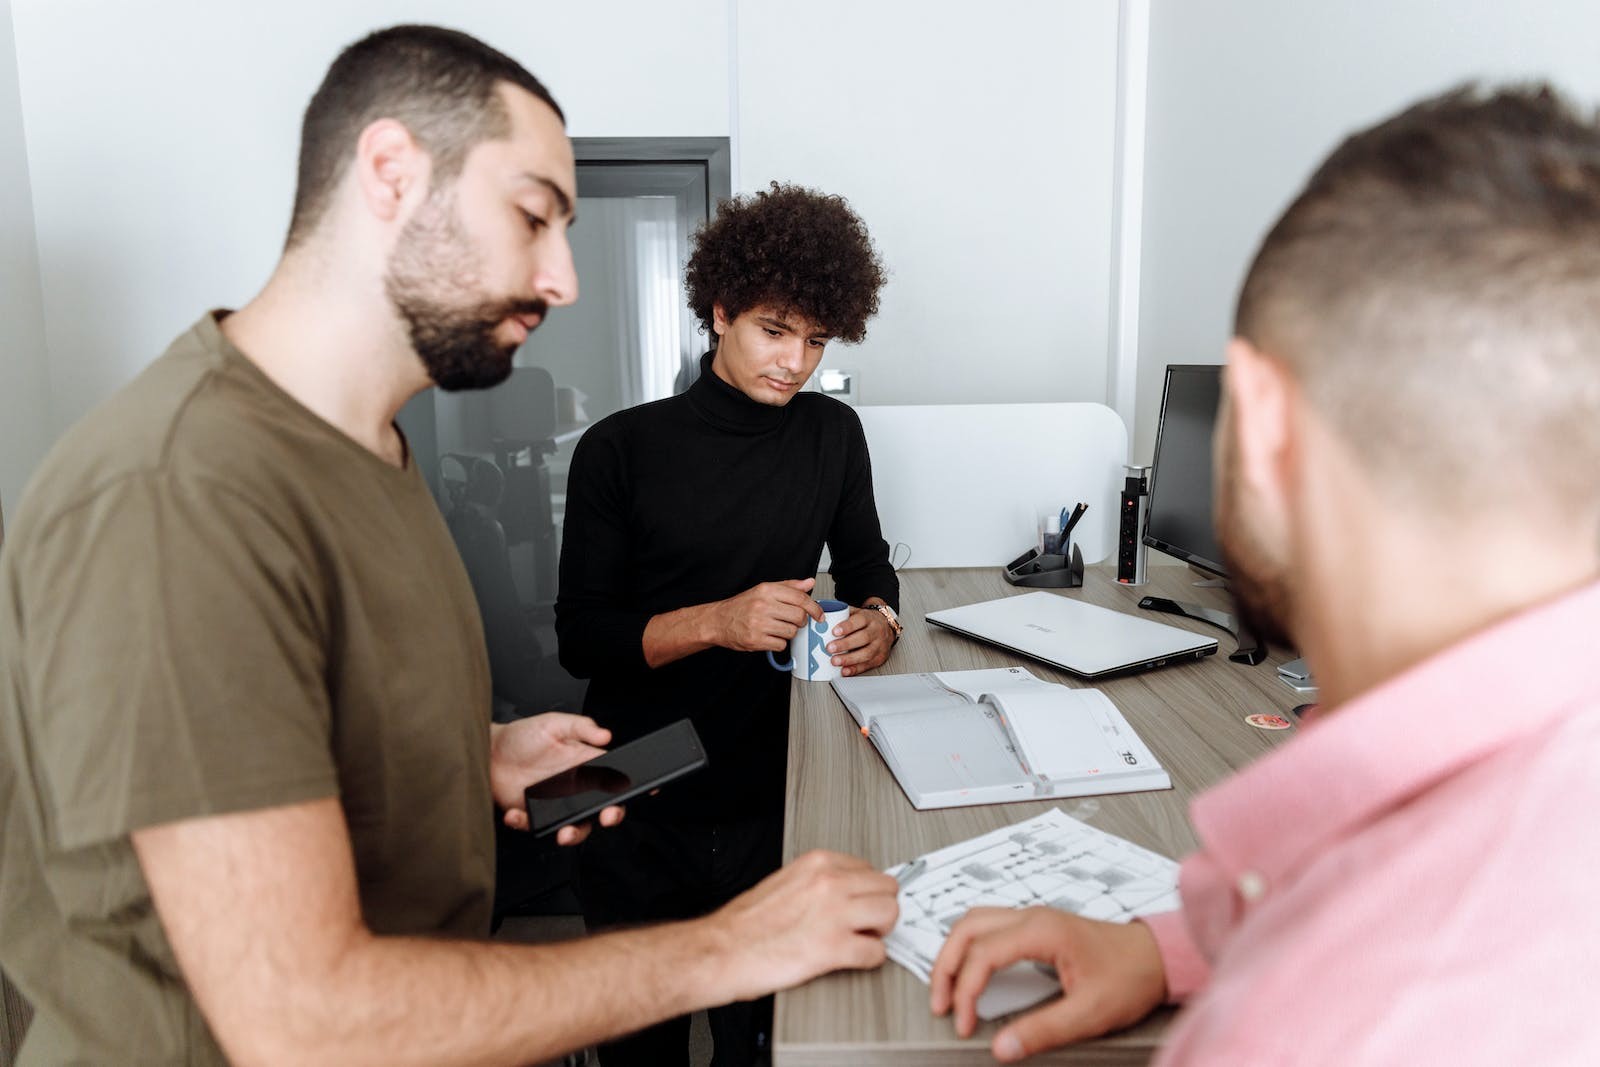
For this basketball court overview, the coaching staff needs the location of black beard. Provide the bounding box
[1221,545,1295,649]
[383,189,548,392]
[390,290,548,392]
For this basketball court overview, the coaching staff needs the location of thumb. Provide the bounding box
[784,577,817,591]
[573,717,611,746]
[992,998,1099,1063]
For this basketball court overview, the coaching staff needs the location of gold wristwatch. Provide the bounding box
[872,602,904,643]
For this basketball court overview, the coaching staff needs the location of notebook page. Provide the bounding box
[871,704,1024,793]
[931,666,1048,703]
[992,688,1160,781]
[830,672,972,728]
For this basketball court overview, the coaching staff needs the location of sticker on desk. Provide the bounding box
[1244,713,1293,731]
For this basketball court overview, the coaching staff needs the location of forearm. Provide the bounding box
[641,600,720,668]
[260,917,733,1067]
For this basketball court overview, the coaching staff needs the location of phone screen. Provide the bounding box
[524,718,708,838]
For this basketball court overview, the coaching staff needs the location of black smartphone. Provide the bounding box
[523,718,709,839]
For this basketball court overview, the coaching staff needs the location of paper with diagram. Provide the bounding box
[886,807,1181,1020]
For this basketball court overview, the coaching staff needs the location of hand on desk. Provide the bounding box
[930,907,1166,1062]
[705,850,900,1003]
[827,605,894,677]
[490,713,626,845]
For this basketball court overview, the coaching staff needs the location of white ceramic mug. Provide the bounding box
[767,598,851,682]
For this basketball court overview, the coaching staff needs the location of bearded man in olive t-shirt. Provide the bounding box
[0,25,897,1067]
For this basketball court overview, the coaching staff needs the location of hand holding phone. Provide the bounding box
[524,718,709,839]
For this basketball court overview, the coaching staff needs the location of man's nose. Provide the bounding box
[533,232,579,307]
[776,339,806,373]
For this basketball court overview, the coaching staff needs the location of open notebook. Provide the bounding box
[831,667,1169,810]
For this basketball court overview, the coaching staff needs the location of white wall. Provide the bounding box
[1133,0,1600,463]
[737,0,1121,407]
[16,1,1600,486]
[9,0,730,437]
[0,0,50,518]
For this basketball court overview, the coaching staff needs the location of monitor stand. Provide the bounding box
[1136,591,1266,665]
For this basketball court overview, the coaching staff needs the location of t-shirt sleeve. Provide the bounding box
[18,473,338,850]
[826,407,899,612]
[554,425,652,679]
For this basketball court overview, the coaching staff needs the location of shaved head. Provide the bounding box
[1235,85,1600,517]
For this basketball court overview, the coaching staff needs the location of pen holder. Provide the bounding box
[1002,542,1084,589]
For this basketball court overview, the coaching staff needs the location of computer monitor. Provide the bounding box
[1134,363,1266,665]
[1143,364,1226,577]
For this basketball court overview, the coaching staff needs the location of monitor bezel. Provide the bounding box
[1142,363,1229,579]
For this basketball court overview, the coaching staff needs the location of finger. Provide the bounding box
[948,949,1004,1038]
[782,577,818,593]
[993,996,1104,1063]
[930,909,1019,1013]
[569,717,611,747]
[831,612,871,638]
[770,604,810,630]
[555,821,593,847]
[839,893,901,936]
[835,932,889,971]
[827,629,876,657]
[838,645,891,677]
[503,808,529,831]
[950,932,1046,1038]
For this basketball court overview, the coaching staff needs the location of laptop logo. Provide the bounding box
[1024,623,1054,634]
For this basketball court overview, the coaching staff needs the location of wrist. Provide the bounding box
[679,912,750,1006]
[867,600,903,644]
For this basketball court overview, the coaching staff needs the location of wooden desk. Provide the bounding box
[775,565,1303,1066]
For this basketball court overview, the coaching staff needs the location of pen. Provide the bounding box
[895,857,927,887]
[1062,502,1088,539]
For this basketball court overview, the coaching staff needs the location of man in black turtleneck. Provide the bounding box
[556,183,899,1067]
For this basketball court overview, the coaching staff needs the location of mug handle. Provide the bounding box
[767,649,794,672]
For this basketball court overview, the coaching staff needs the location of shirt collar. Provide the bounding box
[1190,579,1600,888]
[685,350,789,435]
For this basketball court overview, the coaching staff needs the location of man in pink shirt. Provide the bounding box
[929,85,1600,1063]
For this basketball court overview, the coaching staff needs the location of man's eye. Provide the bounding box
[808,339,826,349]
[522,211,547,233]
[764,328,781,337]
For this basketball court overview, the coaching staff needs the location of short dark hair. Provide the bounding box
[286,24,564,248]
[1235,84,1600,510]
[685,182,887,344]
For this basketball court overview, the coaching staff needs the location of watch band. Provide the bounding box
[873,603,904,642]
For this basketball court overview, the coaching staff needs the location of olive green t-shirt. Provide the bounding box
[0,313,495,1064]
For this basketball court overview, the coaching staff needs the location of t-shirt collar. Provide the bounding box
[685,350,789,435]
[1190,578,1600,888]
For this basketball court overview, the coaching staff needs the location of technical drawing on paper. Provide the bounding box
[885,807,1179,1015]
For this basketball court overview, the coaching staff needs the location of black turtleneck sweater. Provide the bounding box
[555,354,899,820]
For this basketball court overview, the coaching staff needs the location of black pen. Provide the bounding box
[1062,502,1088,539]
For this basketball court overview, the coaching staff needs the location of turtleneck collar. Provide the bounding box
[685,349,790,435]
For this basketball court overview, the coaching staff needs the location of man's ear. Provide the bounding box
[1223,337,1295,501]
[711,303,730,337]
[353,118,431,224]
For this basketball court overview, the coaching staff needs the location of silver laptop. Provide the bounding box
[926,591,1218,680]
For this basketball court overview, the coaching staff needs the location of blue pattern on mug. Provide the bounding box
[767,599,849,677]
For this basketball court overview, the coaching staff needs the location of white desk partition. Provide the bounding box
[854,403,1128,569]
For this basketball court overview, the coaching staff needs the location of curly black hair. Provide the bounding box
[684,182,887,344]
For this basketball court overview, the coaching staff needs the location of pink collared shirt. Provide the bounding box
[1141,580,1600,1065]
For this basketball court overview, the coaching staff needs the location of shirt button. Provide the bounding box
[1237,870,1267,902]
